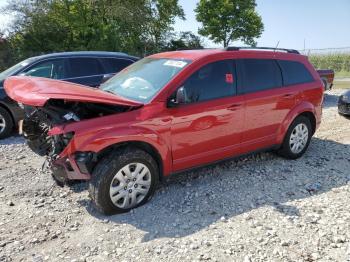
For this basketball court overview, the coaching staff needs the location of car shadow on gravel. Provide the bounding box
[80,137,350,242]
[0,135,25,146]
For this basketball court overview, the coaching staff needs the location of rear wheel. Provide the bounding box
[277,116,312,159]
[89,147,158,215]
[0,107,14,139]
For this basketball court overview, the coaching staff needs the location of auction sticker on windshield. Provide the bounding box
[163,60,187,68]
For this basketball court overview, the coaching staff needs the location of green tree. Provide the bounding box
[3,0,185,61]
[195,0,264,47]
[165,31,203,51]
[0,33,14,71]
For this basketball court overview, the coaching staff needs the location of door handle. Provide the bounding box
[283,93,295,98]
[227,104,242,111]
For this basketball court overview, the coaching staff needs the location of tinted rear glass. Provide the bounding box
[237,59,282,94]
[68,58,104,78]
[278,60,314,86]
[101,58,134,74]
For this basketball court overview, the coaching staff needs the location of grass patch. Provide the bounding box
[309,53,350,73]
[333,80,350,90]
[335,71,350,78]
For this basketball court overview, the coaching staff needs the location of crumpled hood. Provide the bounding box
[4,76,143,107]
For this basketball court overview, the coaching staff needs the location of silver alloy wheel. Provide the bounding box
[109,163,152,209]
[289,123,309,154]
[0,114,6,134]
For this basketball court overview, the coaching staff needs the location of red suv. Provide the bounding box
[5,47,323,215]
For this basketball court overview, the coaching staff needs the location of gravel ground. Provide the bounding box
[0,89,349,262]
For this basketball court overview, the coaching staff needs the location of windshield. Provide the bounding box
[0,58,37,83]
[100,58,191,102]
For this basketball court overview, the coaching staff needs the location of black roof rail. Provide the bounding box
[225,46,300,54]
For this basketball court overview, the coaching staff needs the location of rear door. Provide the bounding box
[64,57,105,87]
[169,59,245,171]
[237,59,296,153]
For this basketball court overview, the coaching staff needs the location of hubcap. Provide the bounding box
[109,163,151,209]
[289,123,309,154]
[0,114,6,134]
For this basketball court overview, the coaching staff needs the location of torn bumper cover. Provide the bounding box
[51,152,96,183]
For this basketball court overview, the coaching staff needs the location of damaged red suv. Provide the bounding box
[4,47,323,215]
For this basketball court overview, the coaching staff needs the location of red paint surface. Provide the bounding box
[4,76,142,107]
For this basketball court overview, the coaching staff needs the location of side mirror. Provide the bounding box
[101,73,115,84]
[168,86,187,107]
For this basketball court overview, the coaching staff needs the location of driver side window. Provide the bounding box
[182,60,236,104]
[22,59,66,79]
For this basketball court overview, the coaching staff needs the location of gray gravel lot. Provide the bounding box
[0,89,349,262]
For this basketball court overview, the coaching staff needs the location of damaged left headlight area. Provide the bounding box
[21,99,131,184]
[22,105,76,157]
[22,99,128,158]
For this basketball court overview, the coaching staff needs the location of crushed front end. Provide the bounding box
[21,100,131,185]
[4,76,143,185]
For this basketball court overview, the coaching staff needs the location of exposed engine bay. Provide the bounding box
[22,99,132,158]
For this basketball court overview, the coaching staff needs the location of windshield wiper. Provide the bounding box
[100,89,115,95]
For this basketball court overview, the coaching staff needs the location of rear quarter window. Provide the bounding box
[278,60,314,86]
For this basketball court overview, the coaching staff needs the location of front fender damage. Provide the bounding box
[22,99,139,184]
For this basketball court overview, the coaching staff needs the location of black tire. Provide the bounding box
[89,147,159,215]
[277,116,312,159]
[0,107,14,139]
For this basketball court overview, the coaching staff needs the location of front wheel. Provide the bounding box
[277,116,312,159]
[89,147,158,215]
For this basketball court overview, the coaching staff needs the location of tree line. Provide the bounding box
[0,0,263,70]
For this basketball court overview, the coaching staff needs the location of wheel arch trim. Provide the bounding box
[276,101,317,144]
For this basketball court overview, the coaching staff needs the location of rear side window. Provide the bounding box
[278,60,314,86]
[101,58,134,74]
[237,59,282,94]
[67,57,104,78]
[182,60,235,103]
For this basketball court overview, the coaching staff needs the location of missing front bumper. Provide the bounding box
[51,152,95,183]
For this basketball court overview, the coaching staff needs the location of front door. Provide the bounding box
[169,60,245,172]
